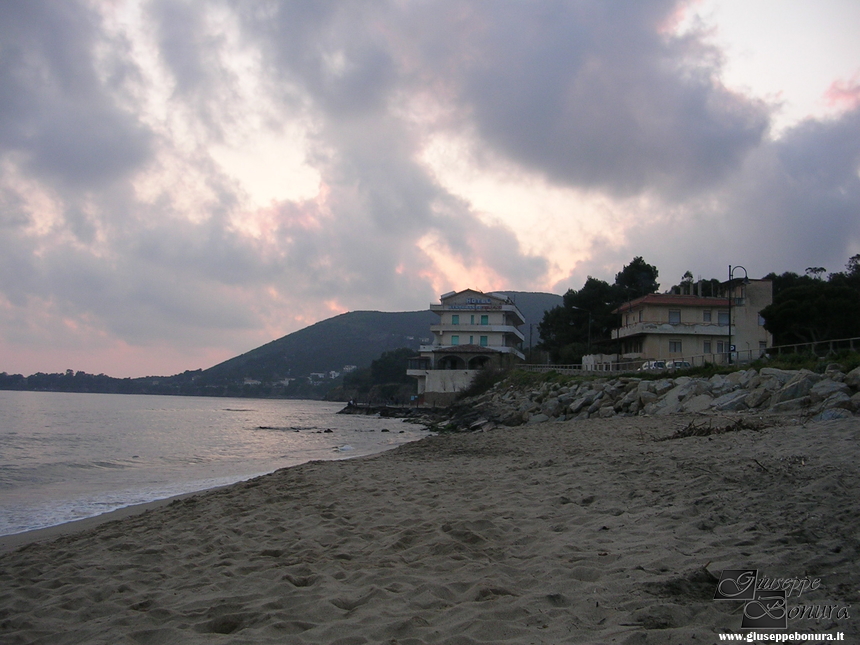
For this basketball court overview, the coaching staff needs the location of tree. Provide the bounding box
[614,256,659,299]
[760,283,860,345]
[538,257,660,363]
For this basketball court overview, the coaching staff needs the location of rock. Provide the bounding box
[639,390,659,405]
[725,370,750,387]
[527,413,550,425]
[759,367,795,384]
[682,394,714,413]
[744,388,772,409]
[809,379,851,403]
[811,408,853,422]
[598,406,616,418]
[637,380,656,394]
[844,366,860,390]
[653,379,675,396]
[770,396,812,413]
[711,390,749,412]
[821,391,853,411]
[774,371,820,403]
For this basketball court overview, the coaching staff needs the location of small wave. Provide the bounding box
[334,445,354,452]
[91,461,128,469]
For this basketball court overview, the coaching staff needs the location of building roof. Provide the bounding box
[613,293,729,313]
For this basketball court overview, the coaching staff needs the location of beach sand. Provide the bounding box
[1,413,858,644]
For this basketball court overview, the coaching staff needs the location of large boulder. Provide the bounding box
[809,379,851,403]
[770,396,812,413]
[744,388,772,409]
[811,408,853,422]
[844,366,860,390]
[759,367,796,384]
[711,390,749,412]
[774,370,820,403]
[682,394,714,413]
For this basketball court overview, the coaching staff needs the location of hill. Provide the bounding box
[0,291,562,398]
[198,290,561,384]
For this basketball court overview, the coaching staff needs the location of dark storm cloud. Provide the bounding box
[0,0,152,189]
[565,104,860,288]
[424,1,770,197]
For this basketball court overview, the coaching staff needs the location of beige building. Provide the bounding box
[407,289,525,405]
[612,279,773,366]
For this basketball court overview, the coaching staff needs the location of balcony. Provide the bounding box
[429,324,525,341]
[613,322,730,340]
[430,303,526,325]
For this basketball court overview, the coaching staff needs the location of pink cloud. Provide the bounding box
[824,73,860,111]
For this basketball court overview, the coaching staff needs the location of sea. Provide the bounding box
[0,390,430,537]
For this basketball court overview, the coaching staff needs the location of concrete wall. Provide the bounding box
[422,370,478,406]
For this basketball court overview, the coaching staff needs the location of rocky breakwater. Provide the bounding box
[440,364,860,431]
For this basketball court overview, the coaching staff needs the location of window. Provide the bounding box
[668,310,681,324]
[480,315,489,325]
[758,314,766,326]
[638,310,643,322]
[703,310,712,322]
[703,341,711,354]
[451,314,459,325]
[669,340,682,353]
[470,315,475,325]
[451,335,459,345]
[718,311,730,325]
[480,336,488,347]
[716,341,725,353]
[469,336,474,344]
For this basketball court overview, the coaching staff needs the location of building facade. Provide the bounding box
[407,289,525,405]
[612,279,773,366]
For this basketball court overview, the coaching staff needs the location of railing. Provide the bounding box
[519,336,860,375]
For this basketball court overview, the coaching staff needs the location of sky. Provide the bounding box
[1,0,859,378]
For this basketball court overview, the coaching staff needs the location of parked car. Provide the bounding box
[638,360,666,371]
[669,360,691,370]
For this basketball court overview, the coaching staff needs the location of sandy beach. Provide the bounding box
[1,413,858,644]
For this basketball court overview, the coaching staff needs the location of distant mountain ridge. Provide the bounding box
[199,291,562,382]
[0,291,562,397]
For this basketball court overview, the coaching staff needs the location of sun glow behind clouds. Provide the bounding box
[419,132,636,289]
[678,0,860,133]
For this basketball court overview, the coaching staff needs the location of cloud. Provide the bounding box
[389,0,771,197]
[0,0,858,377]
[0,1,152,190]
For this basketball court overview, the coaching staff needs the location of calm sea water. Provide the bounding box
[0,391,429,536]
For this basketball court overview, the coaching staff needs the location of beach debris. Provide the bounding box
[658,417,770,441]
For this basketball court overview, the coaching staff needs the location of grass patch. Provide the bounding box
[752,350,860,374]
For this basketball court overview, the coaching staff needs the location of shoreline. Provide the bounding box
[2,413,857,643]
[0,443,414,554]
[0,488,222,554]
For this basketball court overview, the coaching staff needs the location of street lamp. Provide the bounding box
[727,265,750,364]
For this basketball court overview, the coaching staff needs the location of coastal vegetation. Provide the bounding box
[537,255,860,364]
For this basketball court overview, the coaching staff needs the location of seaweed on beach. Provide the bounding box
[658,417,771,441]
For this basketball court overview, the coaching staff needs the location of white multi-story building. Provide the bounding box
[407,289,525,405]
